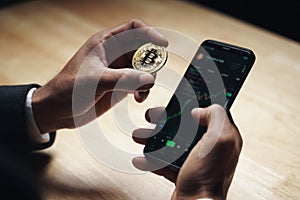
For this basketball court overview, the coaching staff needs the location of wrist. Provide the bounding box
[32,86,63,133]
[172,190,225,200]
[25,87,51,143]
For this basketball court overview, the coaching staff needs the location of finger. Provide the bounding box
[133,71,157,102]
[226,110,238,129]
[132,156,155,171]
[132,128,153,145]
[191,104,228,158]
[135,26,169,47]
[145,107,166,124]
[98,68,155,94]
[108,18,168,47]
[191,104,227,128]
[100,19,168,70]
[132,157,177,183]
[134,90,150,103]
[226,110,242,149]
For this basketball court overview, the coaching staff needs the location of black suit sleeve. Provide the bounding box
[0,84,55,152]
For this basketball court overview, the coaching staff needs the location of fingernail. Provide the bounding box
[156,31,165,40]
[149,27,164,39]
[191,108,203,120]
[139,73,154,84]
[191,108,203,114]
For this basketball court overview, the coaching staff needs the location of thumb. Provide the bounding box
[190,105,227,158]
[98,68,155,93]
[191,104,227,128]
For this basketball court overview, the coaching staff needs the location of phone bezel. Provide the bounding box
[143,39,256,170]
[201,39,256,110]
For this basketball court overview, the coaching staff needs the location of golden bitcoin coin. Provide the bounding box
[132,43,168,74]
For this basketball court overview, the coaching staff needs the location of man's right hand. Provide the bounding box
[132,104,243,200]
[32,18,168,134]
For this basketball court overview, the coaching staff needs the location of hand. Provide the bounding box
[132,104,243,200]
[31,19,168,133]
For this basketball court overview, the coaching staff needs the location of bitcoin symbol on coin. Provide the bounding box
[132,43,168,74]
[142,49,158,65]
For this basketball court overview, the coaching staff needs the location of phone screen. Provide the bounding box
[144,40,255,169]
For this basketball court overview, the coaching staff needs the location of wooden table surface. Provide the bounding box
[0,0,299,199]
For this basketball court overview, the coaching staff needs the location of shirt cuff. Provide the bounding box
[25,88,50,144]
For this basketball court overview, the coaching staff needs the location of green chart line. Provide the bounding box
[160,89,229,126]
[161,98,192,125]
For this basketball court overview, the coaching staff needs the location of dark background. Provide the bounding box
[188,0,300,42]
[1,0,299,43]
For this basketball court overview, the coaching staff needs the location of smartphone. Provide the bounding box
[143,39,255,170]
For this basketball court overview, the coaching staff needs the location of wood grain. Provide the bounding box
[0,0,299,199]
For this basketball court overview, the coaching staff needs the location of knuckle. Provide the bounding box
[90,36,103,48]
[209,104,225,114]
[87,31,107,49]
[61,118,75,129]
[235,129,243,150]
[218,125,243,151]
[218,133,235,147]
[229,124,243,150]
[130,18,143,24]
